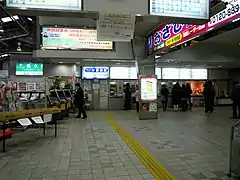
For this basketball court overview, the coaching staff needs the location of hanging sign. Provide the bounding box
[97,13,136,42]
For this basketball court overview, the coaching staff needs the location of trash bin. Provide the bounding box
[227,120,240,178]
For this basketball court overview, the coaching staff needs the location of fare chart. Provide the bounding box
[150,0,209,19]
[6,0,82,10]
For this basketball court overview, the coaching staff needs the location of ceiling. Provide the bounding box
[154,27,240,68]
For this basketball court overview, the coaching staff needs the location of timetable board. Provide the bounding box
[149,0,209,19]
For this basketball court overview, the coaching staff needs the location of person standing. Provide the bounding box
[161,84,169,111]
[203,81,215,114]
[134,85,140,113]
[124,83,132,110]
[74,83,87,119]
[172,82,181,111]
[181,84,188,111]
[186,83,193,111]
[231,81,240,118]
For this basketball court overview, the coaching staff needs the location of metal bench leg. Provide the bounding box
[54,119,57,137]
[2,122,6,152]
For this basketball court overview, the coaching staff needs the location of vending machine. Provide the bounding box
[139,75,158,120]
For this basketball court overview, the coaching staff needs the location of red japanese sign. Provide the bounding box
[147,0,240,56]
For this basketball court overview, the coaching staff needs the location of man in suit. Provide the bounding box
[74,83,87,119]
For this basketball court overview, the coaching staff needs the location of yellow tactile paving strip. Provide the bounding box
[104,113,175,180]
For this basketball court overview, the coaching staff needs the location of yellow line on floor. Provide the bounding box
[104,114,175,180]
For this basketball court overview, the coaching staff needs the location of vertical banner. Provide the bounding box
[97,13,136,42]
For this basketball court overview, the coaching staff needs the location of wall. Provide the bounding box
[84,0,147,14]
[44,64,76,76]
[208,69,229,80]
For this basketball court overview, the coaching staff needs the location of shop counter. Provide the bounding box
[216,97,232,106]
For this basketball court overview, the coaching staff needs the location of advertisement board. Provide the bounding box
[41,27,113,50]
[110,67,137,79]
[147,0,240,56]
[140,77,157,101]
[5,0,82,11]
[16,63,43,76]
[149,0,209,20]
[82,67,109,79]
[162,68,207,79]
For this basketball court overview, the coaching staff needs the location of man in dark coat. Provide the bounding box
[74,83,87,119]
[203,81,215,114]
[124,83,132,110]
[232,81,240,118]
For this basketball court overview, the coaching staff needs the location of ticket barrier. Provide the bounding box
[47,96,64,123]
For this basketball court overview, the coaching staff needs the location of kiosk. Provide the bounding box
[139,75,158,120]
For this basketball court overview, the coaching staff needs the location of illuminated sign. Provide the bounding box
[82,67,109,79]
[41,27,113,50]
[110,67,137,79]
[162,68,207,79]
[5,0,82,11]
[149,0,209,19]
[16,63,43,76]
[140,77,157,101]
[147,0,240,56]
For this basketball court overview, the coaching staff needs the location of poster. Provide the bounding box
[140,77,157,101]
[97,13,136,42]
[149,102,157,112]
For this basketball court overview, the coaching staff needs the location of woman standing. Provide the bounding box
[134,85,140,113]
[181,84,188,111]
[186,83,193,111]
[161,84,169,111]
[172,82,182,111]
[203,81,215,114]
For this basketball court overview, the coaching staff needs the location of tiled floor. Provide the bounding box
[0,107,239,180]
[115,107,239,180]
[0,115,154,180]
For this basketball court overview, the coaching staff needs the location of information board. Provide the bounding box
[110,67,137,79]
[149,0,209,19]
[5,0,82,11]
[162,68,207,79]
[16,63,43,76]
[140,77,157,101]
[155,68,162,79]
[41,27,113,50]
[162,68,180,79]
[82,67,109,79]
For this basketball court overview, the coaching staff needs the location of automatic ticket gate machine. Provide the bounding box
[50,90,68,119]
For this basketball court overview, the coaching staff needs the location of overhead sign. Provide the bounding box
[16,63,43,76]
[82,67,109,79]
[162,68,207,79]
[110,67,138,79]
[149,0,209,19]
[147,0,240,56]
[5,0,82,11]
[41,27,113,50]
[97,13,136,42]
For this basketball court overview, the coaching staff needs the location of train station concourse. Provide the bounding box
[0,0,240,179]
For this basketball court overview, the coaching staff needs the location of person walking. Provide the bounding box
[181,84,188,111]
[134,85,140,113]
[124,83,132,110]
[172,82,181,111]
[74,83,87,119]
[161,84,169,111]
[231,81,240,118]
[186,83,193,111]
[203,81,215,114]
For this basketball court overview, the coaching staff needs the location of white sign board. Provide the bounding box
[32,116,44,124]
[43,114,52,123]
[149,0,209,19]
[17,118,32,126]
[97,13,136,42]
[149,102,157,112]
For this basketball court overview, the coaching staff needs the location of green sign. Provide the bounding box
[16,63,43,75]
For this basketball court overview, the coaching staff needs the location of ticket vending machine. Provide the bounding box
[139,75,158,120]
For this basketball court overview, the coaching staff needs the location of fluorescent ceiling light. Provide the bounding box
[1,15,19,23]
[27,17,32,21]
[59,62,63,63]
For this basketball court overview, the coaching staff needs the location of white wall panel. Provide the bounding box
[84,0,148,15]
[44,64,76,76]
[208,69,229,80]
